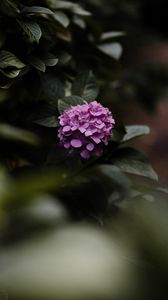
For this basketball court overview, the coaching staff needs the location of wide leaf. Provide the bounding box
[34,116,59,127]
[40,74,65,102]
[112,147,158,181]
[21,6,53,15]
[122,125,150,143]
[0,51,25,69]
[98,43,123,60]
[18,20,42,43]
[53,11,70,28]
[72,70,99,102]
[28,56,46,72]
[58,96,85,114]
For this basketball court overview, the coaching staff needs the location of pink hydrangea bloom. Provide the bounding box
[58,101,115,159]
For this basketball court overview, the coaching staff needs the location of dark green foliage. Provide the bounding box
[0,0,164,225]
[72,70,99,102]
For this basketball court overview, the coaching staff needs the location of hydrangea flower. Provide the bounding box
[58,101,115,159]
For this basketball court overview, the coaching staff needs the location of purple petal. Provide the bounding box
[91,136,101,144]
[83,123,89,129]
[86,143,94,151]
[79,126,86,133]
[71,139,82,148]
[85,130,93,137]
[71,126,78,131]
[80,150,90,159]
[64,142,70,149]
[90,110,103,116]
[63,125,71,132]
[96,123,104,129]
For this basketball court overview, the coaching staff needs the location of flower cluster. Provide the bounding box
[58,101,115,159]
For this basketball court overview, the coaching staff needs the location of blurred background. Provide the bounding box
[1,1,168,300]
[85,0,168,185]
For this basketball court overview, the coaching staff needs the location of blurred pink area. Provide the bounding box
[123,39,168,185]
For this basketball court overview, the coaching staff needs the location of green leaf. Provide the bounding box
[0,0,20,17]
[53,11,70,28]
[58,51,71,65]
[46,1,91,15]
[40,74,65,101]
[1,169,68,207]
[97,164,131,201]
[46,0,75,10]
[100,31,126,41]
[98,164,131,186]
[0,51,25,69]
[58,96,85,114]
[21,6,53,15]
[110,121,126,143]
[64,95,85,105]
[98,43,123,60]
[112,147,158,181]
[34,116,59,127]
[56,27,72,42]
[18,20,42,43]
[71,5,91,16]
[43,54,58,67]
[32,53,58,69]
[0,76,13,89]
[122,125,150,143]
[0,123,39,145]
[57,99,69,114]
[72,70,99,102]
[29,101,58,125]
[156,187,168,194]
[73,16,86,28]
[28,56,46,72]
[0,68,22,78]
[0,51,26,77]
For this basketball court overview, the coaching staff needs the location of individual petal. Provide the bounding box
[96,123,105,129]
[90,110,103,117]
[83,123,89,129]
[80,149,90,159]
[71,139,82,148]
[71,126,78,131]
[85,129,93,137]
[91,136,101,144]
[86,143,95,151]
[63,125,71,132]
[79,126,86,133]
[64,142,71,149]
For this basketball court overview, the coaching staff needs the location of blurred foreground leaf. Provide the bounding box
[0,124,39,145]
[0,226,136,300]
[0,169,68,209]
